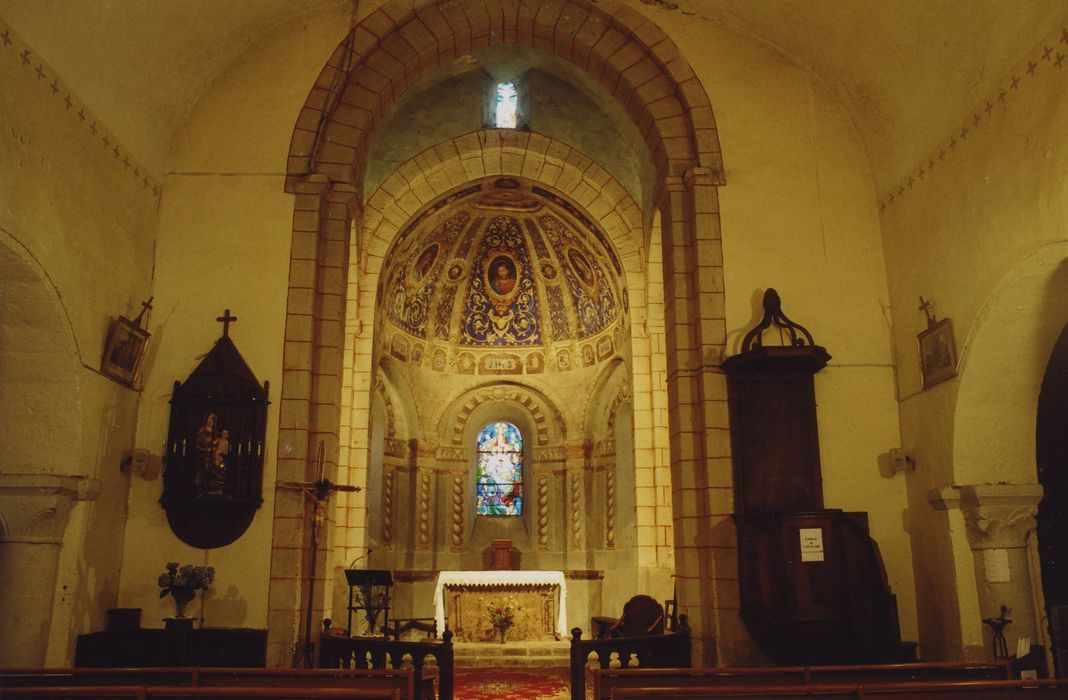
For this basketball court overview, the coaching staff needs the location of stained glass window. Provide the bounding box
[494,81,518,129]
[476,421,523,515]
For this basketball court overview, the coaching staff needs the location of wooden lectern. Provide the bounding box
[345,569,392,636]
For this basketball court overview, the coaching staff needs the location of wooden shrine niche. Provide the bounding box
[160,310,269,549]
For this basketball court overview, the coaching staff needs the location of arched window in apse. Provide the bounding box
[476,420,523,515]
[494,81,518,129]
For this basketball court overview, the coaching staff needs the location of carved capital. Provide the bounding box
[931,483,1043,549]
[0,474,100,544]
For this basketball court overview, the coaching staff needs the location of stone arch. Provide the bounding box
[359,130,645,284]
[0,229,89,667]
[376,357,420,440]
[277,0,729,663]
[286,0,724,194]
[953,241,1068,485]
[438,381,564,448]
[0,229,84,475]
[585,357,631,435]
[372,375,399,440]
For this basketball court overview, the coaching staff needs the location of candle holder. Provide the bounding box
[981,604,1012,660]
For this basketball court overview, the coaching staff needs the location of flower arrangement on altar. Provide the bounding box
[158,561,215,619]
[486,597,522,642]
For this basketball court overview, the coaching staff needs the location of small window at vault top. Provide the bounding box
[494,81,518,128]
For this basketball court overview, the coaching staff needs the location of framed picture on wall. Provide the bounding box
[918,318,957,389]
[101,316,150,386]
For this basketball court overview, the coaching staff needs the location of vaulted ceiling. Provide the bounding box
[2,0,1064,192]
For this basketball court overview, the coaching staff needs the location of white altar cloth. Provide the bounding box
[434,570,567,638]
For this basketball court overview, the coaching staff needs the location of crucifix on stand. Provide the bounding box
[278,440,360,668]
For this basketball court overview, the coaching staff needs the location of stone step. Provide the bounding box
[453,640,570,668]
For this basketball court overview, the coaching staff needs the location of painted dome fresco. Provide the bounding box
[378,177,628,375]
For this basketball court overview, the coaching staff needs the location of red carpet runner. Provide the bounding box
[453,666,571,700]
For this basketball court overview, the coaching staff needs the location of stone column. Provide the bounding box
[931,483,1044,659]
[564,439,587,566]
[0,473,99,666]
[660,169,731,664]
[413,438,438,565]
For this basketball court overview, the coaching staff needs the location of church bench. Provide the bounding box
[319,630,453,700]
[195,666,424,699]
[805,660,1012,683]
[1,666,427,699]
[605,678,1068,699]
[145,687,401,699]
[0,668,196,687]
[609,686,862,699]
[0,686,148,698]
[591,660,1014,700]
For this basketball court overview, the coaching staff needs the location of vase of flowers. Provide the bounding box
[158,561,214,620]
[486,597,522,643]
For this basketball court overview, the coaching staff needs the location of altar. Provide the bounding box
[434,570,567,642]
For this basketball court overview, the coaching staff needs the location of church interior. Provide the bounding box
[3,0,1068,687]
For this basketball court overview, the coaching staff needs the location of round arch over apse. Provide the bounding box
[285,0,724,195]
[272,0,730,667]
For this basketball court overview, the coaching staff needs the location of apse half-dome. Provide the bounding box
[378,177,628,375]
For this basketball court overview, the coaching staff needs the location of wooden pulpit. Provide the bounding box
[723,289,903,664]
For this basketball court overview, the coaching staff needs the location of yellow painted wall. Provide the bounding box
[0,17,158,663]
[652,12,917,644]
[879,22,1068,659]
[117,7,348,631]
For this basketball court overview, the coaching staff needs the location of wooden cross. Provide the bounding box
[918,296,936,327]
[132,297,153,327]
[277,441,360,668]
[216,308,238,337]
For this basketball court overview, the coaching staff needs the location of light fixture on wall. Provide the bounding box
[889,447,916,472]
[120,448,157,477]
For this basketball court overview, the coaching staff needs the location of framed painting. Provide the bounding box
[918,318,957,389]
[101,316,149,386]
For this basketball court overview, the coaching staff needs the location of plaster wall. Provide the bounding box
[650,12,917,645]
[878,21,1068,659]
[0,17,158,663]
[117,7,346,629]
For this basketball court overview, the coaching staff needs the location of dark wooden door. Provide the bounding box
[1037,321,1068,673]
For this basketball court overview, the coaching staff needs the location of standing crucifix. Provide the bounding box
[278,441,360,668]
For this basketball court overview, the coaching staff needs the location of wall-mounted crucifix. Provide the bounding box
[278,441,360,668]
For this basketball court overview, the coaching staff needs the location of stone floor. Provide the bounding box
[454,639,570,668]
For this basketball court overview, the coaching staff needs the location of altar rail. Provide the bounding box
[319,631,453,700]
[570,618,692,700]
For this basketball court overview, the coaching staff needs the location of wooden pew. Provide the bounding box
[195,666,424,699]
[605,678,1068,699]
[806,660,1012,684]
[0,687,147,699]
[592,660,1013,700]
[147,687,401,699]
[593,668,810,699]
[0,668,196,687]
[609,686,860,699]
[1,666,426,700]
[319,629,453,700]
